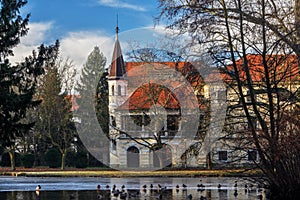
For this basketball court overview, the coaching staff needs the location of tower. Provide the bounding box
[108,23,128,167]
[108,23,127,110]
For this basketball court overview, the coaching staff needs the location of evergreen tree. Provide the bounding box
[0,0,59,170]
[75,46,108,165]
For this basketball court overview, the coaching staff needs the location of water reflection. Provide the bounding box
[0,176,267,200]
[0,189,267,200]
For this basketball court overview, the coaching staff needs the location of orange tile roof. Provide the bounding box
[118,83,180,110]
[223,54,299,82]
[117,61,205,111]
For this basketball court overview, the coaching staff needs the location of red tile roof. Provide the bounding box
[223,54,299,82]
[118,83,180,110]
[117,62,205,111]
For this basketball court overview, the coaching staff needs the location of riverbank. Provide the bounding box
[0,167,262,177]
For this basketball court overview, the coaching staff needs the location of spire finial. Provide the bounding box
[116,14,119,35]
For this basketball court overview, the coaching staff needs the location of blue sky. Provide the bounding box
[26,0,159,41]
[13,0,166,67]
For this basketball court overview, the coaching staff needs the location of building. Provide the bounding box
[106,26,299,169]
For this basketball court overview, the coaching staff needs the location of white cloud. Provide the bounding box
[60,31,114,69]
[10,22,114,69]
[98,0,146,11]
[10,22,53,63]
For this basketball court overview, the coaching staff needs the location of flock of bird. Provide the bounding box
[35,180,266,200]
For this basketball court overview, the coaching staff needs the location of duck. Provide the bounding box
[176,184,180,189]
[105,184,110,189]
[97,185,101,190]
[234,190,238,197]
[112,184,116,191]
[97,194,103,199]
[142,184,147,189]
[35,185,41,196]
[186,194,192,199]
[182,184,187,189]
[157,184,162,190]
[121,184,125,191]
[112,189,120,197]
[150,184,153,189]
[119,192,127,199]
[217,184,221,189]
[36,185,41,191]
[234,181,238,188]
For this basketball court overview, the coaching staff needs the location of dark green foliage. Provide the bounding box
[95,71,109,136]
[0,0,29,59]
[75,46,108,163]
[75,151,88,168]
[87,152,104,167]
[21,153,34,168]
[0,0,60,151]
[0,152,11,167]
[76,47,108,135]
[45,148,61,168]
[65,150,76,167]
[0,152,21,167]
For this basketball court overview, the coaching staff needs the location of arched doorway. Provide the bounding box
[127,146,140,168]
[153,145,172,168]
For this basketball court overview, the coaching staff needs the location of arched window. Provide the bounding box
[111,85,115,96]
[127,146,140,168]
[118,85,122,96]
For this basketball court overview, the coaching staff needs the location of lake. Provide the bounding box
[0,176,267,199]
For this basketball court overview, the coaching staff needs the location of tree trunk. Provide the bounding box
[61,151,66,170]
[206,152,212,170]
[8,151,15,171]
[295,0,300,67]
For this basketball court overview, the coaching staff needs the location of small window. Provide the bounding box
[112,140,117,151]
[218,151,228,161]
[111,85,115,96]
[118,85,122,96]
[248,150,258,161]
[111,116,116,127]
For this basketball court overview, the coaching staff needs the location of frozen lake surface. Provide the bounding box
[0,176,267,199]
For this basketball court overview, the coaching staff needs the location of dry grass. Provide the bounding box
[0,168,262,177]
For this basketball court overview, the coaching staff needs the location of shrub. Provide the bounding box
[87,153,104,167]
[75,151,88,168]
[0,152,21,167]
[66,150,76,167]
[21,153,35,168]
[0,152,10,167]
[45,148,61,168]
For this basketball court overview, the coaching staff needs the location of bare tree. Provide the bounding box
[158,0,300,199]
[36,58,77,170]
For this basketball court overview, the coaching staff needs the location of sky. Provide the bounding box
[12,0,166,68]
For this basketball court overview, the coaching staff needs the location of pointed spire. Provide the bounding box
[108,18,126,80]
[116,14,119,35]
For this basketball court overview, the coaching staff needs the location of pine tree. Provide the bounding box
[0,0,59,170]
[75,46,108,165]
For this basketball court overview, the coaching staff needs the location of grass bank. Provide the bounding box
[0,168,262,177]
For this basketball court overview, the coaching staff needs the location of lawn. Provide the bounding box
[0,167,262,177]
